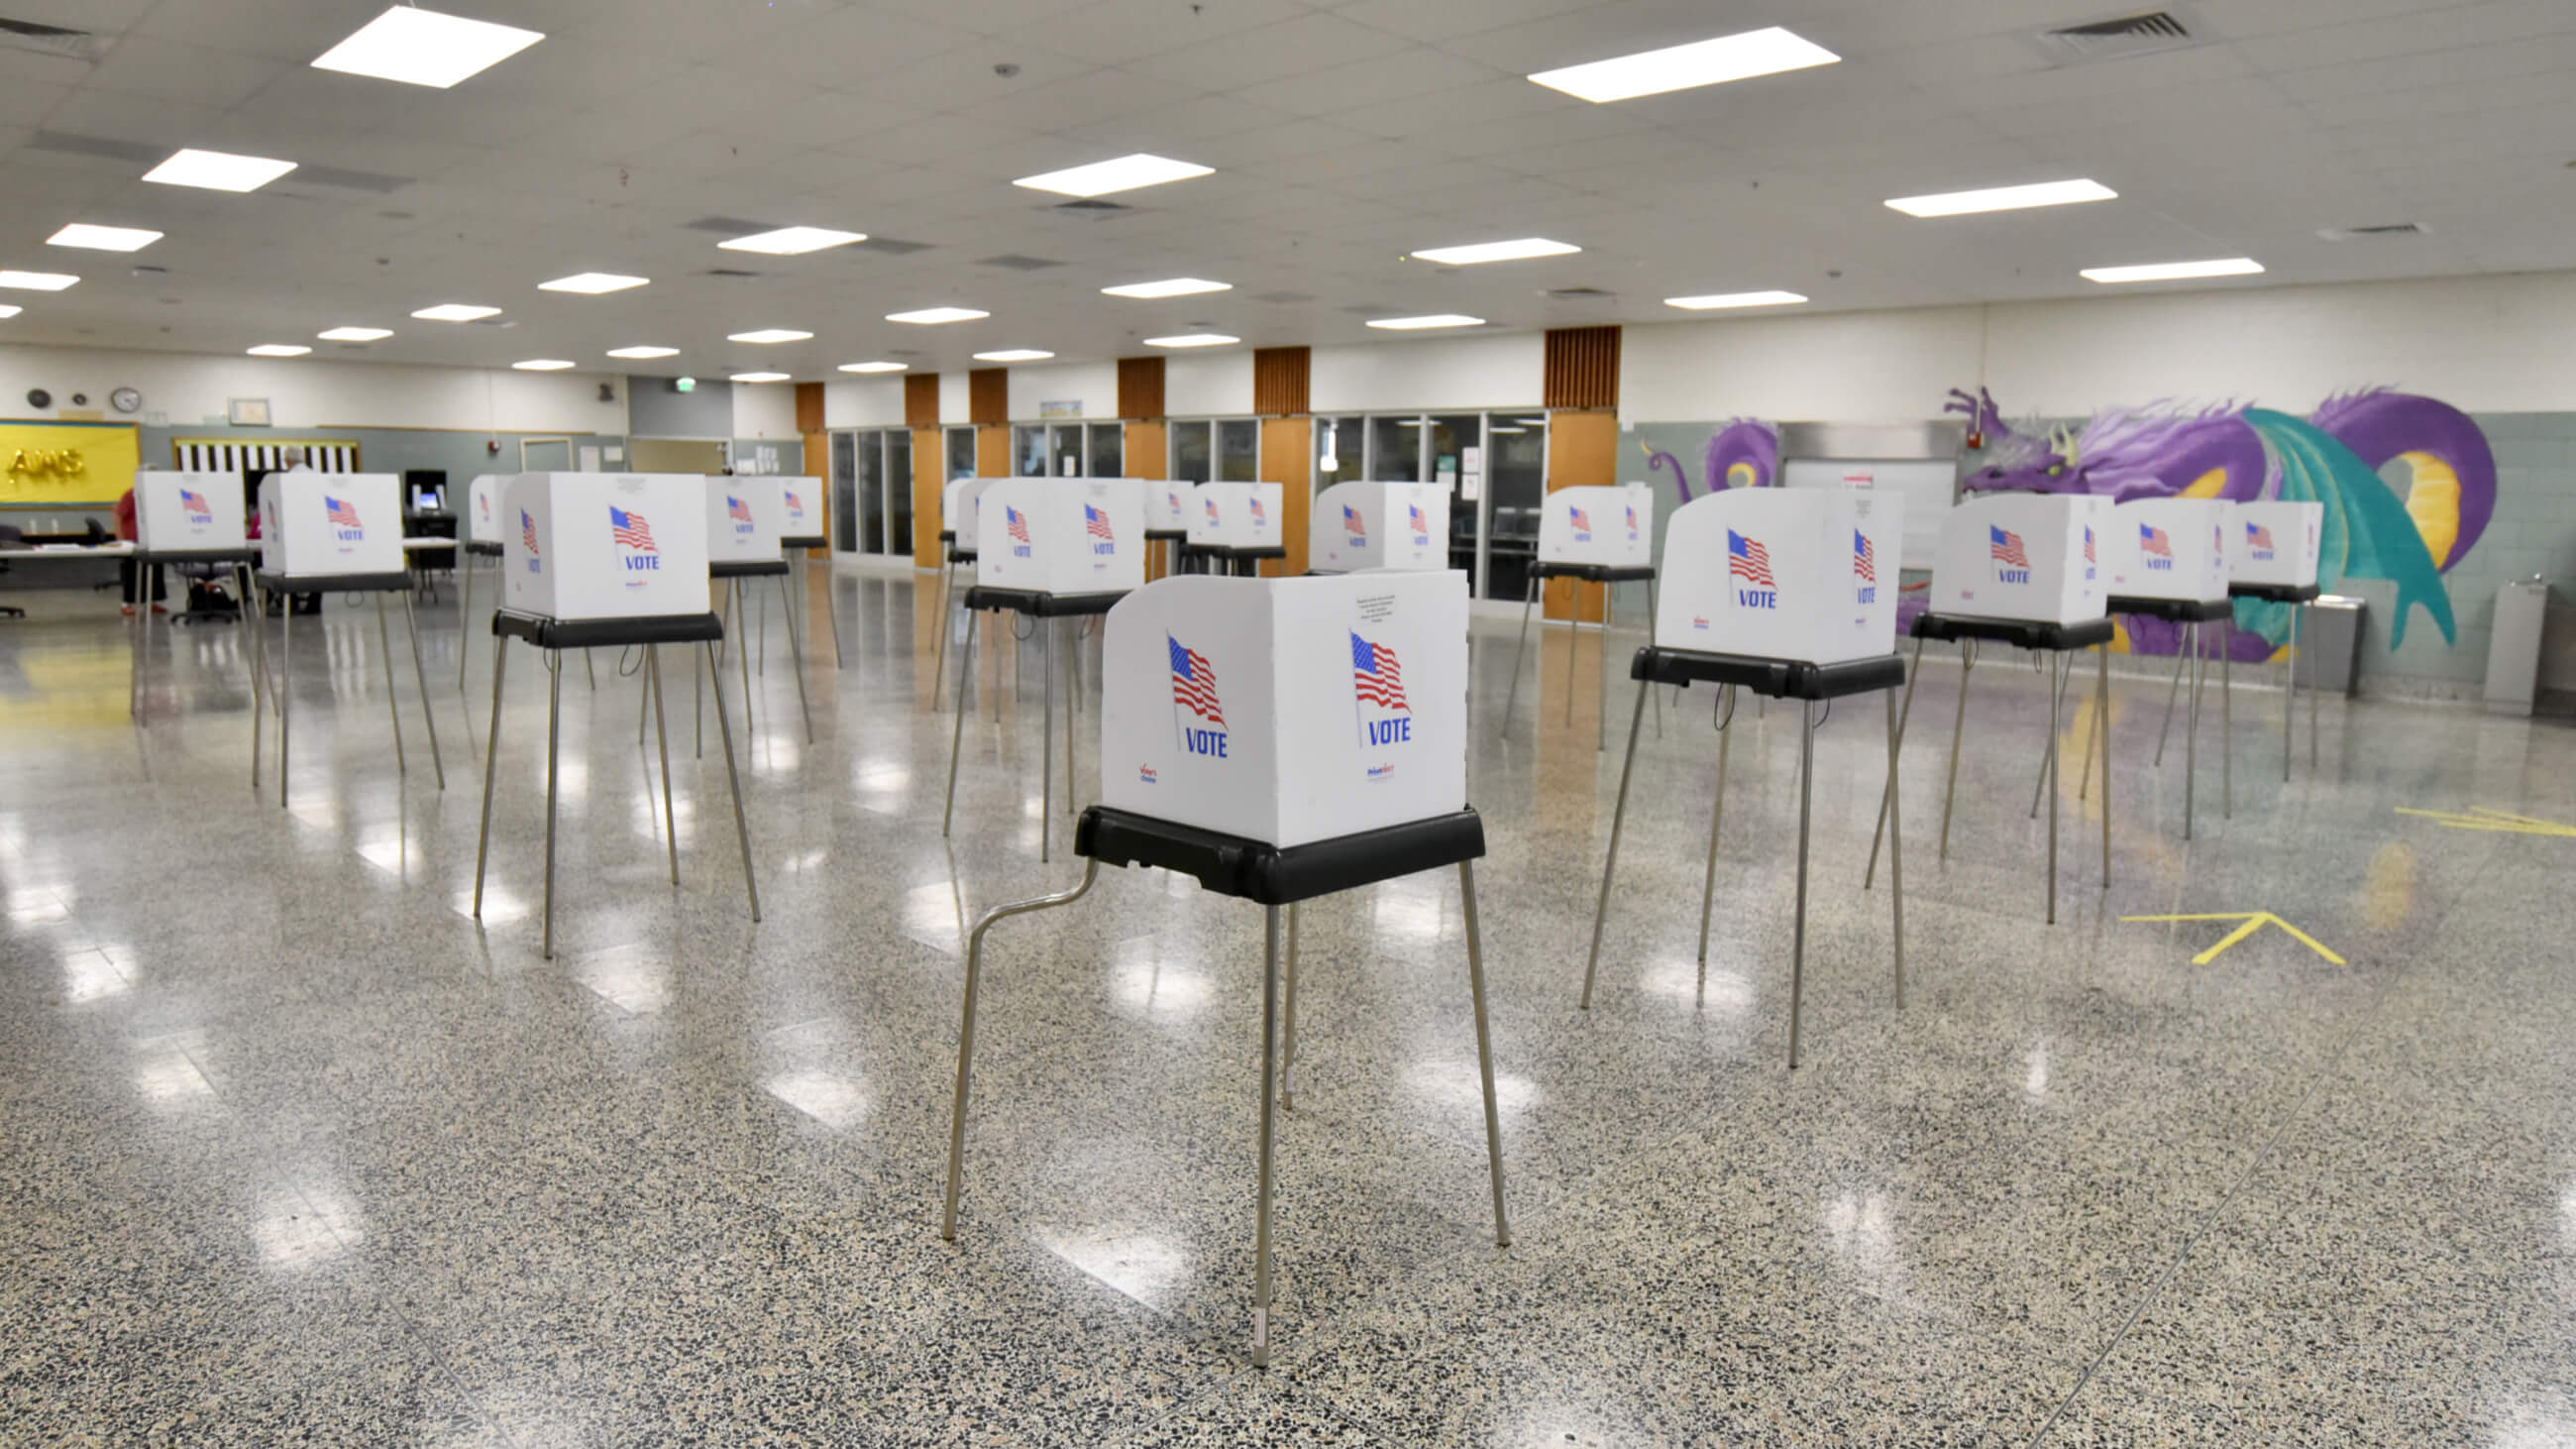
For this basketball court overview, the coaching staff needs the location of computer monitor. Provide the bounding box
[410,484,444,512]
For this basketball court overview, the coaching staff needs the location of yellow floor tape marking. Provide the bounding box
[2118,911,2348,966]
[2395,806,2576,838]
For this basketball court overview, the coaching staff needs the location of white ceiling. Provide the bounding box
[0,0,2567,380]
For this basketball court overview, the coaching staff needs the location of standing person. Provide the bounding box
[113,481,164,616]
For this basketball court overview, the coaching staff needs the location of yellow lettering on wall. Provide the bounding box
[0,423,138,503]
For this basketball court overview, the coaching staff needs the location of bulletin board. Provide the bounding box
[0,419,140,504]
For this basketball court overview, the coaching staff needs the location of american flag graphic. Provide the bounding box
[1085,503,1115,541]
[1342,503,1366,537]
[1408,503,1428,535]
[1350,631,1409,712]
[324,496,361,528]
[1625,505,1639,533]
[1854,529,1875,583]
[2247,521,2274,551]
[2139,523,2172,558]
[1568,505,1591,532]
[726,495,754,523]
[520,509,540,556]
[1727,529,1774,587]
[1168,636,1225,725]
[1006,505,1031,544]
[609,505,656,551]
[1204,496,1220,524]
[479,492,490,520]
[1989,526,2028,568]
[2084,525,2095,563]
[179,489,212,518]
[784,489,803,514]
[1249,498,1267,525]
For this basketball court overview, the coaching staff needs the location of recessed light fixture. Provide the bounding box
[539,272,649,294]
[1885,178,2116,218]
[143,148,297,193]
[2081,258,2265,284]
[728,328,812,344]
[0,306,25,319]
[1409,238,1579,266]
[48,224,161,253]
[318,326,393,341]
[839,361,907,373]
[1528,26,1839,103]
[1365,314,1484,331]
[1102,277,1231,299]
[1013,153,1212,198]
[246,344,311,358]
[512,359,576,371]
[973,349,1054,363]
[887,306,989,325]
[1664,290,1809,310]
[731,372,792,384]
[0,272,78,291]
[606,345,680,360]
[311,5,544,89]
[412,303,499,321]
[718,226,865,256]
[1144,333,1239,348]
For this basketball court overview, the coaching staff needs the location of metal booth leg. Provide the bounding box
[585,648,596,692]
[249,572,269,795]
[2079,649,2101,803]
[1647,578,1664,739]
[1280,904,1301,1111]
[542,651,562,958]
[1695,684,1732,968]
[1458,858,1511,1248]
[1866,635,1925,889]
[2308,603,2319,768]
[401,591,447,789]
[735,581,756,742]
[1579,679,1653,1010]
[2046,648,2062,927]
[458,545,474,693]
[1040,615,1055,864]
[650,645,678,886]
[1064,618,1079,820]
[472,635,510,918]
[278,592,293,808]
[2285,602,2298,782]
[941,859,1101,1242]
[702,638,762,923]
[2030,652,2073,820]
[1938,641,1975,861]
[2154,633,2189,766]
[821,552,846,669]
[1883,684,1905,1008]
[375,595,410,778]
[932,557,957,710]
[1500,572,1537,738]
[2185,620,2202,841]
[1596,582,1608,753]
[2219,625,2232,819]
[1253,903,1283,1369]
[942,607,978,837]
[776,573,813,744]
[2097,641,2112,888]
[1787,698,1817,1067]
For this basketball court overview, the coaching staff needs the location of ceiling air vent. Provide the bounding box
[703,268,762,279]
[2317,222,2425,242]
[0,16,113,62]
[857,237,933,255]
[1547,286,1617,300]
[1049,198,1132,219]
[2033,10,2201,64]
[977,254,1063,271]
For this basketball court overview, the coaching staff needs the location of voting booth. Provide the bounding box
[478,473,756,959]
[932,478,1004,708]
[942,571,1508,1371]
[1502,483,1664,748]
[700,476,813,747]
[2225,501,2326,783]
[1925,495,2112,626]
[1145,482,1191,535]
[1307,481,1449,575]
[772,477,843,668]
[1583,487,1909,1066]
[135,472,248,554]
[464,475,504,548]
[706,478,786,564]
[2103,497,2237,836]
[1184,482,1284,574]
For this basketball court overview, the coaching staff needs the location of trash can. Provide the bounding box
[2484,577,2550,717]
[2297,595,2366,696]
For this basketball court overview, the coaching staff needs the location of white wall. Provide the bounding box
[1312,333,1543,414]
[823,378,906,429]
[730,380,799,439]
[1165,352,1252,417]
[0,342,629,434]
[1006,360,1117,422]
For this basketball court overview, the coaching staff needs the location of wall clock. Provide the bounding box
[110,387,141,414]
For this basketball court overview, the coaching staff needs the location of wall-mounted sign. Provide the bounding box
[228,397,271,426]
[0,420,139,503]
[1038,398,1083,419]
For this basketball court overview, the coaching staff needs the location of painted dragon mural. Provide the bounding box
[1638,389,2497,660]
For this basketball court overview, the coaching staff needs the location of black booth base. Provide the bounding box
[254,570,413,595]
[136,547,259,565]
[1630,646,1904,701]
[1534,563,1656,585]
[492,610,724,650]
[463,540,503,557]
[710,558,792,579]
[1145,529,1190,541]
[1910,613,2116,651]
[2108,595,2233,623]
[2229,582,2320,605]
[947,547,977,565]
[779,534,828,551]
[1076,805,1486,907]
[959,586,1127,618]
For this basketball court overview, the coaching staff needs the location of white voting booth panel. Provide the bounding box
[779,478,821,539]
[465,475,504,546]
[976,478,1146,594]
[1187,482,1283,550]
[1539,484,1655,568]
[705,478,786,563]
[1655,488,1902,664]
[945,478,999,551]
[2226,501,2321,588]
[1310,481,1448,573]
[1926,495,2112,625]
[502,473,710,619]
[134,473,248,552]
[2107,497,2232,601]
[1146,482,1192,532]
[259,473,404,576]
[1102,572,1468,848]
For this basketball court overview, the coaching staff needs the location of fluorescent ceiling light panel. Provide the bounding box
[718,226,865,256]
[606,345,680,359]
[311,6,543,88]
[412,303,499,321]
[839,361,907,374]
[1102,278,1231,299]
[1144,333,1238,348]
[731,372,791,383]
[318,326,393,341]
[143,148,297,192]
[887,306,988,325]
[1885,178,2116,218]
[728,328,812,344]
[1664,289,1808,310]
[512,359,575,371]
[973,349,1053,363]
[1364,314,1483,331]
[2082,257,2266,284]
[48,224,161,253]
[1409,238,1579,266]
[539,272,648,294]
[1529,27,1839,103]
[246,344,310,358]
[0,306,24,319]
[0,272,77,291]
[1013,153,1211,198]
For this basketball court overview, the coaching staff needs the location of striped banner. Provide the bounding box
[170,439,360,474]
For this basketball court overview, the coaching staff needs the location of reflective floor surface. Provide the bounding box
[5,569,2573,1446]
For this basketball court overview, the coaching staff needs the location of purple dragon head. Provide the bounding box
[1958,392,2272,504]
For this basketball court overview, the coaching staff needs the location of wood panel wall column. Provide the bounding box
[970,366,1010,480]
[1254,346,1311,578]
[1542,326,1622,623]
[1120,356,1169,578]
[794,382,826,558]
[907,374,941,566]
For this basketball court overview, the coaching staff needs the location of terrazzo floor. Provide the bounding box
[5,567,2573,1446]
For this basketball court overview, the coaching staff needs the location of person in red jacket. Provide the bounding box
[113,486,165,616]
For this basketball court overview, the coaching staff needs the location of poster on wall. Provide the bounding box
[1039,399,1083,419]
[0,420,140,504]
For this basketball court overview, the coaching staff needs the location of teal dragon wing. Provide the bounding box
[2243,408,2456,649]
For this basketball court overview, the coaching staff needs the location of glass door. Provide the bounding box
[887,428,913,557]
[857,431,887,555]
[1087,422,1124,477]
[830,431,859,553]
[1482,415,1547,602]
[1428,414,1483,589]
[946,426,976,481]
